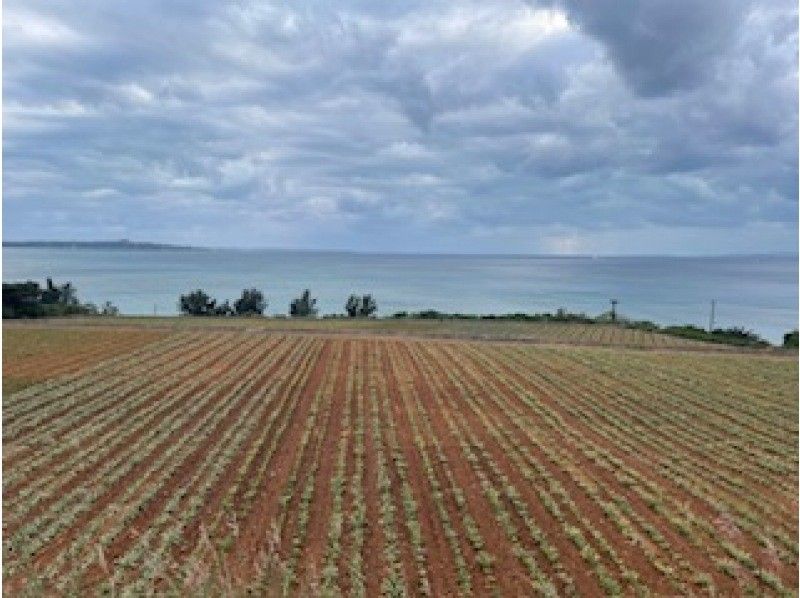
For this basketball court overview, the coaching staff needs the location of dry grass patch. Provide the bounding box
[3,326,168,395]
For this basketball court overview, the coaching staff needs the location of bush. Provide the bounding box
[783,329,798,348]
[2,279,97,319]
[345,295,359,317]
[214,300,234,316]
[661,325,769,347]
[3,281,43,318]
[417,309,444,319]
[623,319,659,332]
[290,289,317,317]
[345,294,377,317]
[234,288,266,316]
[100,301,119,316]
[179,289,217,316]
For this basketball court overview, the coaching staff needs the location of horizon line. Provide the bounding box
[3,239,798,260]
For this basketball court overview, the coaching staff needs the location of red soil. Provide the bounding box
[4,328,168,383]
[5,332,796,596]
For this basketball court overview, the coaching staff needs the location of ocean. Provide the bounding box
[3,247,797,343]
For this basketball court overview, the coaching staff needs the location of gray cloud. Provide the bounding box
[545,0,751,96]
[3,0,797,254]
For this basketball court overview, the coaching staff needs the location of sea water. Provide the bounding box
[3,247,797,344]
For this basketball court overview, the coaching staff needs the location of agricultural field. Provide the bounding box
[4,315,726,350]
[2,325,797,596]
[2,326,167,396]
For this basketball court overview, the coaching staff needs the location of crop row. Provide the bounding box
[4,330,165,382]
[5,332,795,596]
[5,333,280,588]
[455,341,796,594]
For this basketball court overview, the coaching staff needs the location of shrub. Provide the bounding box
[234,288,266,316]
[345,294,378,317]
[417,310,443,320]
[100,301,119,316]
[783,329,798,348]
[661,325,769,347]
[179,289,217,316]
[290,289,317,317]
[3,279,97,318]
[345,295,360,318]
[213,300,234,316]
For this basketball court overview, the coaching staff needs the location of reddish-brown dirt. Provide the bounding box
[3,334,251,530]
[422,341,679,593]
[181,336,317,568]
[3,333,231,480]
[3,327,168,395]
[460,342,791,593]
[294,340,351,586]
[225,339,333,581]
[406,341,605,594]
[24,336,271,578]
[334,350,359,597]
[380,341,463,597]
[356,340,389,598]
[118,337,307,586]
[5,331,797,596]
[391,340,533,596]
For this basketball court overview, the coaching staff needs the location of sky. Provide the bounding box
[3,0,798,255]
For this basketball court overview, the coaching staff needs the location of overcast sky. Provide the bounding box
[3,0,798,254]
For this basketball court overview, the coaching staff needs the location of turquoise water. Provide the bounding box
[3,247,797,343]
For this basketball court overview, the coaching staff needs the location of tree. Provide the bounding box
[3,279,95,318]
[345,294,360,317]
[100,301,119,316]
[3,281,43,318]
[214,300,234,316]
[60,282,78,306]
[783,329,798,349]
[42,278,59,304]
[360,294,377,317]
[290,289,317,317]
[234,288,266,316]
[345,294,377,317]
[179,289,217,316]
[41,278,78,305]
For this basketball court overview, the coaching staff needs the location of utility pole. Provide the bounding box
[709,299,715,332]
[610,299,618,323]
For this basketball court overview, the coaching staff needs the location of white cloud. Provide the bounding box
[401,173,445,186]
[5,99,94,118]
[4,8,84,48]
[4,100,97,133]
[113,83,155,105]
[379,141,434,160]
[83,188,120,199]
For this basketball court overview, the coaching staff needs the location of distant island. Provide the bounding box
[3,239,194,250]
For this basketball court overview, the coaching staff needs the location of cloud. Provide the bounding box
[2,0,797,254]
[3,8,85,48]
[544,0,751,96]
